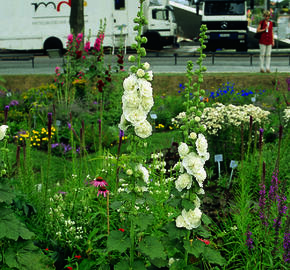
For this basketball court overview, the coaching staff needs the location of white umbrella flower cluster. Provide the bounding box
[119,62,154,139]
[175,134,210,230]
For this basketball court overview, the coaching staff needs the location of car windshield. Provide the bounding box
[204,2,245,16]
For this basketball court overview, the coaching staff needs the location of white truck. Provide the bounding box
[200,0,248,51]
[0,0,177,52]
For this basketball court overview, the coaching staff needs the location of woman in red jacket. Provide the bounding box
[257,10,275,73]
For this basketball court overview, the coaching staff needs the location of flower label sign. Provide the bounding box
[228,160,238,188]
[150,113,157,119]
[215,154,223,178]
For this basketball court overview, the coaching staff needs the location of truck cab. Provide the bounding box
[143,3,177,50]
[201,0,248,52]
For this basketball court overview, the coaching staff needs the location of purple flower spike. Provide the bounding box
[47,112,52,140]
[246,231,254,250]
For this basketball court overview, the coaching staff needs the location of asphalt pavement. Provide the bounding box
[0,46,289,75]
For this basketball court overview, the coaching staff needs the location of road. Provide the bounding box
[0,46,289,75]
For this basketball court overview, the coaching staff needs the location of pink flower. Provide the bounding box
[94,38,101,51]
[55,66,61,74]
[67,34,73,44]
[84,41,90,53]
[90,176,108,187]
[97,186,109,197]
[76,33,83,45]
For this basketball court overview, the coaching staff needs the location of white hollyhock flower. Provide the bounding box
[197,188,205,195]
[136,164,149,183]
[123,74,138,92]
[118,114,130,131]
[141,96,154,113]
[143,62,150,70]
[189,132,197,140]
[178,143,189,158]
[136,68,145,78]
[194,195,201,208]
[134,120,152,138]
[124,108,147,125]
[182,152,205,176]
[176,208,202,230]
[122,93,140,109]
[147,70,153,81]
[138,78,152,97]
[194,167,207,187]
[175,173,192,192]
[176,215,186,228]
[196,134,208,156]
[0,125,8,140]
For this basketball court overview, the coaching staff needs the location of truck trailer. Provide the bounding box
[0,0,177,52]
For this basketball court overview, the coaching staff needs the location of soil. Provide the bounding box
[1,73,289,95]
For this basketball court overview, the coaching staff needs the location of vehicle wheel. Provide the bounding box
[43,37,63,54]
[143,32,163,51]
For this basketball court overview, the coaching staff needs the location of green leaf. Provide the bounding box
[132,260,147,270]
[150,257,168,268]
[164,221,187,240]
[181,199,195,211]
[114,259,130,270]
[135,214,154,231]
[138,236,166,260]
[0,209,34,241]
[196,226,211,238]
[0,183,16,204]
[184,239,205,258]
[78,259,99,270]
[202,214,212,225]
[107,230,130,253]
[203,247,226,266]
[5,240,53,270]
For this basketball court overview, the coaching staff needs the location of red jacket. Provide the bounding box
[259,20,273,46]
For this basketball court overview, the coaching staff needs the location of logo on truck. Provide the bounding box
[31,1,71,12]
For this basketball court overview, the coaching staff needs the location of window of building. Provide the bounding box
[115,0,125,10]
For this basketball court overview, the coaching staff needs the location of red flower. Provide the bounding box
[67,267,73,270]
[118,228,125,232]
[45,248,49,251]
[74,255,81,259]
[197,237,210,245]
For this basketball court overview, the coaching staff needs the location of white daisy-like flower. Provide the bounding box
[175,173,192,192]
[178,142,189,158]
[0,125,8,140]
[134,120,152,138]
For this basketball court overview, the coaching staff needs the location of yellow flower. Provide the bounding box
[33,143,36,146]
[169,126,173,130]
